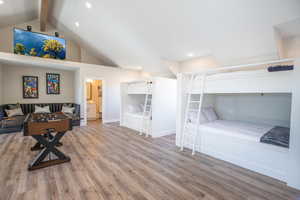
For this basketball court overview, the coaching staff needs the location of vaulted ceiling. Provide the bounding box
[0,0,38,28]
[1,0,300,74]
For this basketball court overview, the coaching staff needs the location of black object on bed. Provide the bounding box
[268,65,294,72]
[260,126,290,148]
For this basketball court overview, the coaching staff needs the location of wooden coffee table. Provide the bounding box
[23,113,72,171]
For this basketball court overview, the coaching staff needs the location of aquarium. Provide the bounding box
[13,28,66,60]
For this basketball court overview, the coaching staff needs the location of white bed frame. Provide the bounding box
[176,58,300,190]
[120,77,177,138]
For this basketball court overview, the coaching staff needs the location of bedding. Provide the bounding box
[125,111,151,118]
[188,120,273,142]
[202,107,218,122]
[260,126,290,148]
[188,120,290,148]
[188,111,207,124]
[127,105,143,113]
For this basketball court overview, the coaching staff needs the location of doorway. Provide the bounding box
[86,79,103,124]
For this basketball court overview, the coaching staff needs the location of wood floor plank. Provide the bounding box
[0,121,300,200]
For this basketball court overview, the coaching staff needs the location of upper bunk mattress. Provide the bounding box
[125,112,151,118]
[189,120,274,142]
[190,69,293,93]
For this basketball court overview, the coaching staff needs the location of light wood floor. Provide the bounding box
[1,121,300,200]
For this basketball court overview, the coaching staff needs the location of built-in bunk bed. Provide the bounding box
[120,77,177,138]
[176,58,300,190]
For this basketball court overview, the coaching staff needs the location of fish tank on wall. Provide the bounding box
[13,28,66,60]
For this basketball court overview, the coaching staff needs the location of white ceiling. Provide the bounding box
[275,18,300,39]
[0,0,38,28]
[1,0,300,74]
[48,0,300,74]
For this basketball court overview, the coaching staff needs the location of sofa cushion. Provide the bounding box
[62,106,75,114]
[8,103,21,110]
[5,107,24,117]
[0,116,26,128]
[34,105,51,113]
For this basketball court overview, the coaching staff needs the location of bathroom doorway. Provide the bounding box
[86,79,103,123]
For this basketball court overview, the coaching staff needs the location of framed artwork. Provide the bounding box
[23,76,39,99]
[46,73,60,94]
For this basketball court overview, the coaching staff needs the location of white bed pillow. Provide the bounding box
[127,105,142,113]
[62,106,75,114]
[139,104,145,112]
[5,108,24,117]
[188,111,208,124]
[202,107,218,122]
[34,105,51,113]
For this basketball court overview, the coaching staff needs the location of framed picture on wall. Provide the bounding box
[46,73,60,95]
[23,76,39,99]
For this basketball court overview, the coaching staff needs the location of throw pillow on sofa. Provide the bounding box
[34,105,51,113]
[8,103,21,110]
[5,107,24,117]
[62,106,75,114]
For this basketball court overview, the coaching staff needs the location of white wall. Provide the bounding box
[2,64,75,104]
[178,55,219,73]
[214,93,292,127]
[283,36,300,58]
[77,66,141,124]
[289,58,300,189]
[0,64,3,104]
[152,77,177,136]
[80,48,105,65]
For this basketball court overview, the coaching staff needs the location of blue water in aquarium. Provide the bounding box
[14,28,66,60]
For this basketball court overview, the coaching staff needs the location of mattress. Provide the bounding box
[196,69,268,81]
[125,112,151,118]
[188,120,274,142]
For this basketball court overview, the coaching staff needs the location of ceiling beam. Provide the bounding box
[40,0,49,32]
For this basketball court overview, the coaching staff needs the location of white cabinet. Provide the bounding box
[120,77,177,138]
[87,103,97,120]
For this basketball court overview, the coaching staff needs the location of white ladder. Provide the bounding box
[140,82,152,137]
[181,74,206,155]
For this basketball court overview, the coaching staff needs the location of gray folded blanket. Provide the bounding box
[260,126,290,148]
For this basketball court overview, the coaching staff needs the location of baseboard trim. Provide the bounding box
[152,129,176,138]
[103,119,120,124]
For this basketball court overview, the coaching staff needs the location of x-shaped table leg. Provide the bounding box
[30,132,63,151]
[28,132,71,171]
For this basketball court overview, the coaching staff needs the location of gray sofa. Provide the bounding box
[0,103,80,134]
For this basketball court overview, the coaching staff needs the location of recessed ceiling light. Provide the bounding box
[0,0,4,5]
[187,53,195,57]
[75,22,80,27]
[85,2,92,9]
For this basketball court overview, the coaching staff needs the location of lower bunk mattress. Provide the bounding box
[183,120,290,181]
[188,120,290,148]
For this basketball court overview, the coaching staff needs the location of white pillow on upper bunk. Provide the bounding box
[202,107,218,122]
[127,105,142,113]
[188,111,208,124]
